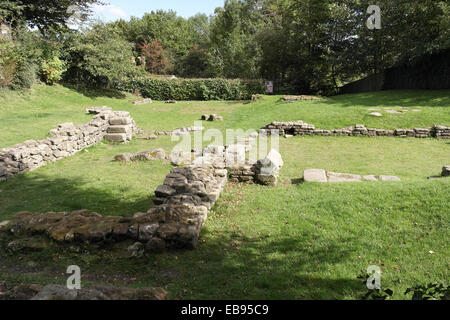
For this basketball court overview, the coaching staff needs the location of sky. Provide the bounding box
[92,0,226,21]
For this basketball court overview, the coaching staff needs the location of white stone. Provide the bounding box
[363,175,378,181]
[303,169,327,183]
[327,172,362,182]
[378,175,401,181]
[259,149,283,175]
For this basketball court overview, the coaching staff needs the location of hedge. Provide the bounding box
[116,78,265,100]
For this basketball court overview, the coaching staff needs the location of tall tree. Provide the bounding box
[0,0,101,32]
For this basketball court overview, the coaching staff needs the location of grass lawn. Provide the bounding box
[0,85,449,299]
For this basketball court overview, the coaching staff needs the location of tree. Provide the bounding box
[178,44,210,78]
[0,0,101,32]
[208,0,265,78]
[63,23,143,86]
[137,39,173,75]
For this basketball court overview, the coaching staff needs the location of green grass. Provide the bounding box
[0,85,449,300]
[1,85,449,148]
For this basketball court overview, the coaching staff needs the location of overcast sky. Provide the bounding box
[92,0,225,21]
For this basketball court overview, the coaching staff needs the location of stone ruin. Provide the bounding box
[0,164,227,252]
[135,125,204,140]
[282,95,323,102]
[260,121,450,139]
[201,114,223,121]
[303,169,401,183]
[171,126,204,136]
[0,144,284,253]
[114,148,167,162]
[0,109,137,181]
[0,283,167,300]
[132,98,152,105]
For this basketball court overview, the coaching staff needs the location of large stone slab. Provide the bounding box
[303,169,327,183]
[327,172,362,183]
[107,125,131,134]
[105,133,127,143]
[109,117,131,125]
[30,284,166,300]
[362,175,379,181]
[378,175,401,181]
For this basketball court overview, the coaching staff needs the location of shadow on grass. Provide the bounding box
[61,83,127,99]
[0,173,154,219]
[0,175,365,299]
[149,228,365,299]
[0,226,365,299]
[327,90,450,108]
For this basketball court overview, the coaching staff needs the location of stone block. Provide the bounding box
[327,172,362,182]
[155,185,176,198]
[109,117,131,125]
[107,125,131,134]
[378,175,401,181]
[303,169,327,183]
[256,174,277,186]
[363,175,378,181]
[105,134,127,143]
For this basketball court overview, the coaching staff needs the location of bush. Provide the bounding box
[41,56,67,85]
[117,78,264,100]
[63,24,145,87]
[0,38,17,87]
[11,61,38,90]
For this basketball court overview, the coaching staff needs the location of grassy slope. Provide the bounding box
[1,85,450,148]
[0,85,449,300]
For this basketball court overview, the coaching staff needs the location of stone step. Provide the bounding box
[109,117,131,125]
[107,125,131,134]
[105,133,128,143]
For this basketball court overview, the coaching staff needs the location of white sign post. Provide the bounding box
[265,81,274,94]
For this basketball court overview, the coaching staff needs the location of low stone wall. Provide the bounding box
[0,283,167,300]
[0,148,283,252]
[0,110,136,181]
[260,121,450,139]
[0,164,228,252]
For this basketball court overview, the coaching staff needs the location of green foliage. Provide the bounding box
[178,45,210,78]
[208,0,264,79]
[117,78,264,100]
[0,27,44,89]
[0,0,101,32]
[41,55,67,85]
[406,283,449,300]
[3,1,449,94]
[11,61,37,90]
[63,24,145,87]
[0,37,17,87]
[137,40,173,75]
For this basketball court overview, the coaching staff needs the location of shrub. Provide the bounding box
[0,38,17,87]
[11,61,38,90]
[117,78,264,100]
[63,24,145,87]
[41,56,67,85]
